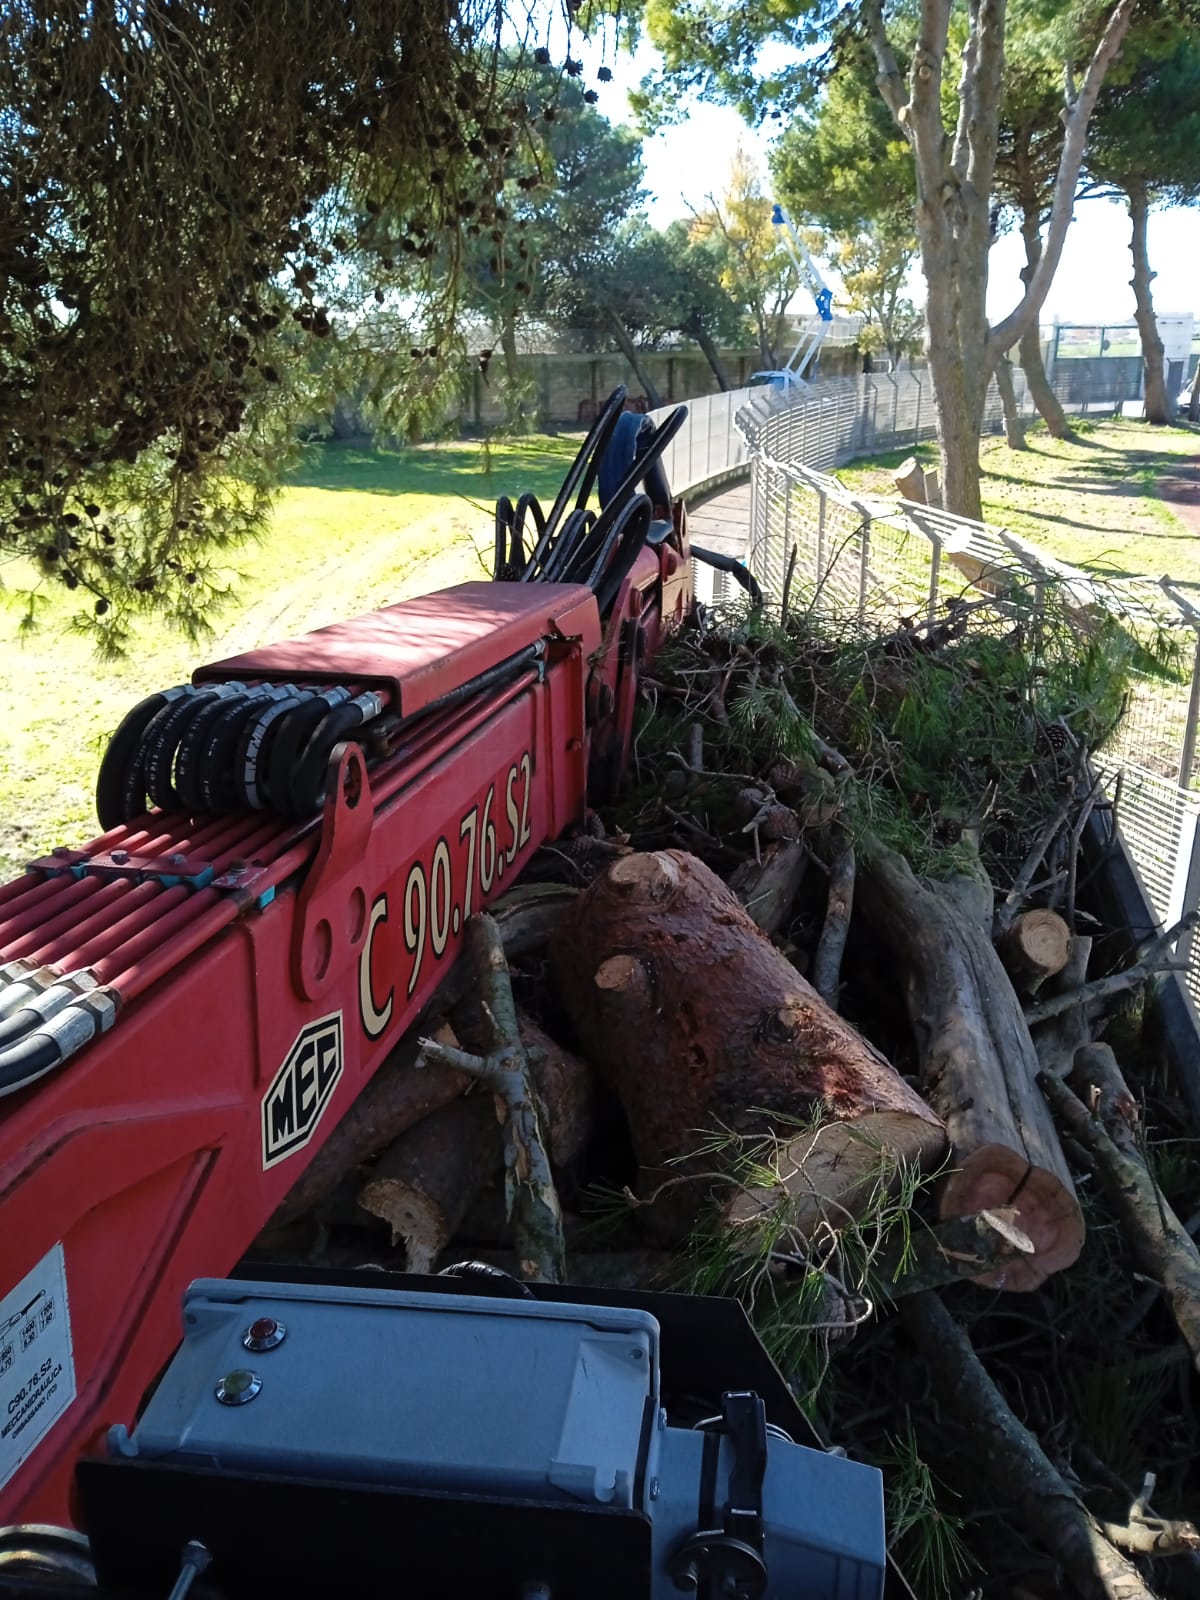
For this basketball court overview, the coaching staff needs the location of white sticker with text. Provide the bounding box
[0,1243,76,1491]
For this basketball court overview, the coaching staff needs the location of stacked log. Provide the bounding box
[550,850,947,1241]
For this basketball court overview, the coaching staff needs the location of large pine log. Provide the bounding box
[858,844,1084,1291]
[552,850,946,1241]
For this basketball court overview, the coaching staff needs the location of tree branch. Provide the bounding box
[904,1293,1162,1600]
[862,0,912,132]
[989,0,1138,360]
[1023,913,1198,1025]
[950,0,981,181]
[418,913,565,1282]
[906,0,955,207]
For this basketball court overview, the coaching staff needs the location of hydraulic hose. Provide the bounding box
[95,686,190,828]
[0,984,119,1099]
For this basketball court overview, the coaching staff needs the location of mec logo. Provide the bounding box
[262,1012,344,1170]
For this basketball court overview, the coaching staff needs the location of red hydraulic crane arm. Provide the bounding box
[0,581,605,1528]
[0,386,704,1530]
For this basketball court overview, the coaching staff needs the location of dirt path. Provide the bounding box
[1157,444,1200,536]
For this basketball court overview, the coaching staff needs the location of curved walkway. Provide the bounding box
[688,479,752,561]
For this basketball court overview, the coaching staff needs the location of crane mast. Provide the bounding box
[770,202,834,386]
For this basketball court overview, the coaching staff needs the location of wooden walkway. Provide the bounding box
[687,479,752,559]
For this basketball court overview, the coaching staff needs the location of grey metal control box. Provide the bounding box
[100,1276,885,1600]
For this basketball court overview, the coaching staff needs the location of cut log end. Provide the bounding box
[997,909,1073,994]
[607,850,681,897]
[594,953,648,993]
[357,1180,446,1271]
[940,1145,1084,1292]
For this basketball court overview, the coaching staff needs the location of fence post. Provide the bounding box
[1174,809,1200,977]
[927,536,941,622]
[858,514,871,623]
[1177,632,1200,790]
[913,376,922,444]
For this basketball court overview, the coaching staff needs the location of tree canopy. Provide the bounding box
[0,0,561,646]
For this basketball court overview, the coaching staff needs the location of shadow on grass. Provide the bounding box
[283,437,579,497]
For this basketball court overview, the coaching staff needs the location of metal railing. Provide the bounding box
[648,385,754,499]
[717,370,1200,1007]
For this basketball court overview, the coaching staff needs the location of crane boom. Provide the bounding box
[769,202,833,385]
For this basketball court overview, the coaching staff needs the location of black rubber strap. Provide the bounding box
[266,687,353,819]
[143,686,226,811]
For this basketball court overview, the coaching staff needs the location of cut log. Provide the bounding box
[271,1023,468,1226]
[551,850,946,1242]
[727,839,808,935]
[1031,934,1092,1080]
[893,457,928,503]
[270,887,575,1227]
[357,1093,499,1272]
[996,909,1072,995]
[858,842,1084,1291]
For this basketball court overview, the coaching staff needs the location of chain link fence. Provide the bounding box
[718,370,1200,1005]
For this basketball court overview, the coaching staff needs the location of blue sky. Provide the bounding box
[573,32,1200,330]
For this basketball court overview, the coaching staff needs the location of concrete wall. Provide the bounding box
[328,344,866,438]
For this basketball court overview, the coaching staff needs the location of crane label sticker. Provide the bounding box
[262,1011,344,1170]
[0,1243,76,1493]
[358,750,534,1042]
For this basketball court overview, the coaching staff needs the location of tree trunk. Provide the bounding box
[687,320,732,390]
[1127,183,1171,424]
[1018,203,1073,439]
[551,850,946,1242]
[857,843,1084,1291]
[994,355,1027,450]
[923,239,989,521]
[605,307,663,407]
[499,310,525,430]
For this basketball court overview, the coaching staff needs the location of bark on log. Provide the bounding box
[858,843,1084,1291]
[727,839,808,935]
[1031,935,1092,1080]
[518,1012,598,1171]
[552,850,946,1242]
[1042,1048,1200,1374]
[996,909,1073,995]
[357,1093,499,1272]
[903,1292,1162,1600]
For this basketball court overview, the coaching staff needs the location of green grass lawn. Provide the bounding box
[834,418,1200,582]
[1,436,578,878]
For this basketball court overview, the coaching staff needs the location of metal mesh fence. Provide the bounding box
[725,369,1200,1003]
